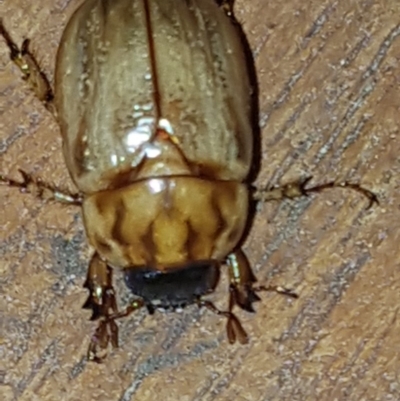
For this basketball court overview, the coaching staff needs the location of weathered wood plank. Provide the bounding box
[1,1,398,400]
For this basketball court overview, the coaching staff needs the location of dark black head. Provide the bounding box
[124,260,220,311]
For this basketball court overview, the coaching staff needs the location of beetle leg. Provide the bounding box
[227,250,260,313]
[197,298,249,344]
[253,176,378,209]
[227,250,298,313]
[84,253,145,361]
[88,298,145,362]
[215,0,235,17]
[0,169,82,205]
[0,20,55,115]
[87,318,118,363]
[84,252,118,362]
[82,253,117,321]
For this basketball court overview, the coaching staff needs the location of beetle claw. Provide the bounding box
[87,318,118,363]
[226,314,249,344]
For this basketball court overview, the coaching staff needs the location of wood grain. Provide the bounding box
[1,1,399,400]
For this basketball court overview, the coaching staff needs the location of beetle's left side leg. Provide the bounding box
[83,253,118,321]
[83,253,120,362]
[227,249,297,313]
[84,254,147,362]
[0,20,55,115]
[87,296,145,363]
[0,169,82,205]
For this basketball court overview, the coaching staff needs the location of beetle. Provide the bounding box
[0,0,377,361]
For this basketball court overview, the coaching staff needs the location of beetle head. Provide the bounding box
[123,260,220,311]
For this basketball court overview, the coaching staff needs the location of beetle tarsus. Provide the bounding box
[0,19,55,114]
[87,318,119,363]
[87,299,145,362]
[254,176,378,209]
[0,169,82,205]
[197,298,249,344]
[253,285,298,299]
[304,180,379,209]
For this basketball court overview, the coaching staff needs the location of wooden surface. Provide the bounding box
[1,1,399,400]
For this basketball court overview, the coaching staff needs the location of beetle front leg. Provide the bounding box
[227,250,297,313]
[83,253,117,321]
[0,169,82,205]
[253,176,378,209]
[83,253,118,362]
[88,296,145,363]
[84,255,145,362]
[0,20,55,115]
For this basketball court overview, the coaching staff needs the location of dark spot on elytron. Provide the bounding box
[140,222,157,265]
[210,190,227,239]
[111,198,129,245]
[185,220,199,261]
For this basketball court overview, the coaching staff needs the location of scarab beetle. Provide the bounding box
[0,0,377,361]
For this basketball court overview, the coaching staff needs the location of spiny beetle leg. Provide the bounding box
[0,19,55,115]
[0,169,82,205]
[253,176,378,209]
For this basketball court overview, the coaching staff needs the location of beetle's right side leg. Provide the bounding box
[227,249,297,313]
[0,19,55,115]
[0,169,82,205]
[197,297,249,345]
[83,253,118,321]
[253,177,378,209]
